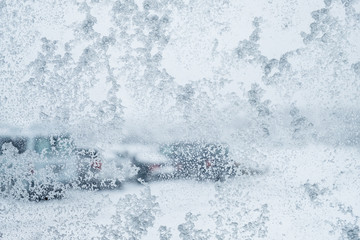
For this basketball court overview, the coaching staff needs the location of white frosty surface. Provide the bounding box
[1,144,359,239]
[1,0,359,238]
[109,144,170,164]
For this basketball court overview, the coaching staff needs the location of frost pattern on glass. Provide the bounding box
[0,0,360,239]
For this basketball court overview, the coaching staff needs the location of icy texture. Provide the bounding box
[0,0,360,239]
[99,187,159,239]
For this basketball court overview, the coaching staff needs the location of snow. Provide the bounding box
[1,144,359,239]
[108,144,169,164]
[1,0,360,238]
